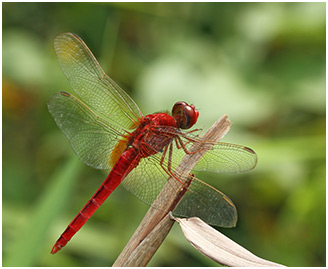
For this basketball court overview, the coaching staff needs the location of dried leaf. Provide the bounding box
[172,215,285,267]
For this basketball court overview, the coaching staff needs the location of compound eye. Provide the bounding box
[172,101,199,129]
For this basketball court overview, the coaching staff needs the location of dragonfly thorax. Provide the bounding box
[128,113,178,158]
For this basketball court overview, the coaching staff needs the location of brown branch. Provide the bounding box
[113,115,231,267]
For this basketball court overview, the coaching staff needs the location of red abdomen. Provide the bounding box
[51,147,140,254]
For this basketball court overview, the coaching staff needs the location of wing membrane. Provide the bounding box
[48,91,123,170]
[54,32,142,130]
[122,154,169,205]
[156,132,258,175]
[173,177,237,227]
[194,142,258,174]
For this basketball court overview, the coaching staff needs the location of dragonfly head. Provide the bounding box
[172,101,199,129]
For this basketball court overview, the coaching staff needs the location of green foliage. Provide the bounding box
[3,157,81,266]
[3,2,325,267]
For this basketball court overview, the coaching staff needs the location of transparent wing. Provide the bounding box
[54,32,142,130]
[122,154,169,205]
[194,142,258,174]
[48,91,124,170]
[173,177,237,227]
[122,148,237,227]
[150,130,257,175]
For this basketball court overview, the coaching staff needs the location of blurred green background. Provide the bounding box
[3,2,325,267]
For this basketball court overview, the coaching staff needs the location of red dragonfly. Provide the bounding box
[48,32,257,254]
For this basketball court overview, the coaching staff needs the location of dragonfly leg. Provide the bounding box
[159,143,185,186]
[184,128,202,135]
[175,135,205,155]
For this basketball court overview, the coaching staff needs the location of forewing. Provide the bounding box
[54,32,142,130]
[194,142,258,174]
[155,135,257,175]
[48,91,123,170]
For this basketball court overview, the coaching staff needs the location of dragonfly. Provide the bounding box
[48,32,257,254]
